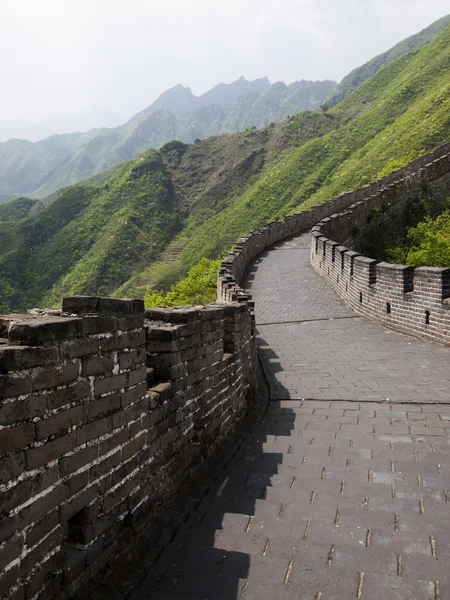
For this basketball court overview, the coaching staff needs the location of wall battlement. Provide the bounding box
[310,147,450,345]
[218,143,450,311]
[0,297,257,599]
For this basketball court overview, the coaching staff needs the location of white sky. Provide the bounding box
[1,0,449,121]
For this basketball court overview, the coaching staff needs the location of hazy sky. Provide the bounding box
[1,0,449,121]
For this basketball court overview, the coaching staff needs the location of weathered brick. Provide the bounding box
[60,484,99,522]
[0,345,59,372]
[122,433,146,461]
[0,564,19,597]
[100,333,130,352]
[0,395,46,425]
[0,423,34,453]
[26,510,59,548]
[117,315,144,331]
[36,405,84,441]
[75,417,112,445]
[120,382,147,408]
[94,373,127,396]
[0,451,26,482]
[118,348,146,369]
[127,365,147,387]
[89,448,121,481]
[32,362,79,392]
[82,315,118,334]
[129,329,146,348]
[0,535,23,571]
[99,427,128,456]
[20,522,68,576]
[18,483,67,531]
[0,373,33,399]
[60,337,99,359]
[44,380,90,410]
[26,433,76,469]
[8,317,83,345]
[81,355,114,377]
[60,445,99,477]
[86,392,121,420]
[62,296,143,316]
[62,544,87,583]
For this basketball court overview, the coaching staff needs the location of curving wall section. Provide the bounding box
[310,148,450,345]
[218,142,450,317]
[0,297,257,600]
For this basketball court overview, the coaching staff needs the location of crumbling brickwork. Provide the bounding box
[0,297,256,600]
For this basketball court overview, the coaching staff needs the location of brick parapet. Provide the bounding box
[310,147,450,345]
[218,143,450,317]
[0,296,257,599]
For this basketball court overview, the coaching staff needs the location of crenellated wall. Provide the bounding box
[310,148,450,345]
[218,143,450,309]
[0,297,257,600]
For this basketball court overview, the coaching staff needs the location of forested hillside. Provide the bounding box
[0,23,449,312]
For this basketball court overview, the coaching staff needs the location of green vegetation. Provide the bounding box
[327,14,450,107]
[388,208,450,267]
[0,151,182,312]
[0,23,449,312]
[144,258,221,307]
[128,23,450,295]
[0,197,38,222]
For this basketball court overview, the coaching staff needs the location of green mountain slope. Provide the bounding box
[119,23,450,296]
[0,128,111,199]
[327,13,450,107]
[0,152,182,311]
[1,24,449,312]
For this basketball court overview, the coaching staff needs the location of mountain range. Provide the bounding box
[0,17,449,313]
[0,76,337,202]
[0,111,127,144]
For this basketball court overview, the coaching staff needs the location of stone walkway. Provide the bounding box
[132,232,450,600]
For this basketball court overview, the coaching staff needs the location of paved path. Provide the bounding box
[133,232,450,600]
[247,234,450,403]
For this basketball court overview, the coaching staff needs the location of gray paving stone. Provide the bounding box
[129,232,450,600]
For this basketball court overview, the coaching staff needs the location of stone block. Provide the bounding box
[0,396,46,426]
[0,423,34,454]
[75,416,112,446]
[8,317,83,345]
[0,345,59,372]
[36,405,84,441]
[62,296,144,316]
[94,373,127,396]
[60,337,99,359]
[81,355,114,377]
[45,379,90,410]
[0,373,33,399]
[32,362,80,392]
[60,444,99,477]
[0,535,23,572]
[26,510,59,548]
[26,433,76,469]
[86,392,121,420]
[0,451,26,482]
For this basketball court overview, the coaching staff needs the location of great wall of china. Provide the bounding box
[1,142,450,599]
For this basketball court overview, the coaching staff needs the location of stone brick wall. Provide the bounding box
[310,149,450,345]
[218,143,450,309]
[0,297,256,600]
